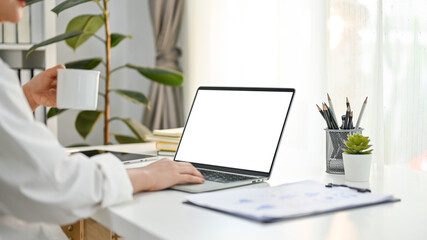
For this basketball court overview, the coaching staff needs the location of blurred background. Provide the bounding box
[24,0,427,168]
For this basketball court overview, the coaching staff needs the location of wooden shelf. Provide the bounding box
[0,44,46,51]
[0,1,57,135]
[0,44,33,50]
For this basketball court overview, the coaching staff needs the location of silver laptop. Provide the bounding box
[171,87,295,193]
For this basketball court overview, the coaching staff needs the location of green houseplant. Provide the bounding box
[343,133,373,154]
[27,0,183,145]
[342,133,374,181]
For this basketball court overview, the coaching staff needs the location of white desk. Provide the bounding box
[81,143,427,240]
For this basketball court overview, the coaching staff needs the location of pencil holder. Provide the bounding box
[325,128,363,174]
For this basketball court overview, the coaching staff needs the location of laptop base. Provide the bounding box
[171,178,266,193]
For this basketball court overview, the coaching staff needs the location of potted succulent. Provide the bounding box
[342,133,373,181]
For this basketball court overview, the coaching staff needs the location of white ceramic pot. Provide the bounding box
[343,153,372,182]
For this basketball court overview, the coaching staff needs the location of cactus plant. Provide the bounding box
[343,133,373,154]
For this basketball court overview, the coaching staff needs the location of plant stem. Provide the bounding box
[103,0,111,145]
[93,34,106,43]
[110,65,126,74]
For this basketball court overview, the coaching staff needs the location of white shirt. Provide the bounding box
[0,59,133,240]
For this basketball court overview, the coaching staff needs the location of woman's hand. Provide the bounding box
[127,158,205,193]
[22,65,65,111]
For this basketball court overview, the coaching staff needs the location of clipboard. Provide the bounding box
[185,180,400,223]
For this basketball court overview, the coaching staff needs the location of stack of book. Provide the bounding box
[145,127,183,156]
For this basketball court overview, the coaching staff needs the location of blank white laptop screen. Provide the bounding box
[175,89,293,173]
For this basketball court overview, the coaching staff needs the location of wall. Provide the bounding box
[55,0,155,146]
[182,0,327,165]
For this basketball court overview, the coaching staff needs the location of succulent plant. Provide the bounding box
[343,133,373,154]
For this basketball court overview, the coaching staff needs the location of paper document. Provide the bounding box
[186,180,398,222]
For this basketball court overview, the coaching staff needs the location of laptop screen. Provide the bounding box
[175,87,294,174]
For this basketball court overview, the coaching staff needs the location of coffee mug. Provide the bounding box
[57,69,100,110]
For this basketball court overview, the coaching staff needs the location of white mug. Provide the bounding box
[57,69,100,110]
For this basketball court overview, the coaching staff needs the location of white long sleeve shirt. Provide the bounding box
[0,59,133,240]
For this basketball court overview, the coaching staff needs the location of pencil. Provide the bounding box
[317,104,325,119]
[324,102,339,129]
[344,106,350,129]
[348,111,354,129]
[325,103,338,129]
[340,115,346,129]
[355,97,368,129]
[346,97,351,111]
[327,93,339,127]
[323,103,333,129]
[316,104,329,128]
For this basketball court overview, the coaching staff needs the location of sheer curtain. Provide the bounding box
[182,0,427,167]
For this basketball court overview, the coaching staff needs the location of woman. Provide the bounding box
[0,0,204,239]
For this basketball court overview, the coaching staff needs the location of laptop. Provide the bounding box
[171,87,295,193]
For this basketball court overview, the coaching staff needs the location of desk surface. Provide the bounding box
[80,143,427,240]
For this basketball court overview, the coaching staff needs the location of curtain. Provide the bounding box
[183,0,427,167]
[143,0,184,130]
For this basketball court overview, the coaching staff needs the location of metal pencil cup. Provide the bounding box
[325,128,363,174]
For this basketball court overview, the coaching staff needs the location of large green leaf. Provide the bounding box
[47,108,68,119]
[111,89,149,106]
[126,64,183,87]
[66,143,91,148]
[65,58,102,70]
[113,134,143,144]
[65,15,104,50]
[26,0,43,6]
[26,31,84,57]
[75,111,103,139]
[52,0,95,15]
[111,33,132,48]
[111,117,151,140]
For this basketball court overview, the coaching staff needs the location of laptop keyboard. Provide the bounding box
[198,169,256,183]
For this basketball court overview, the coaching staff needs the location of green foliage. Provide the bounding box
[113,134,142,144]
[47,108,67,118]
[28,1,183,144]
[65,58,102,69]
[75,111,103,139]
[111,89,149,106]
[51,0,95,15]
[110,117,152,141]
[26,31,84,57]
[65,15,104,50]
[26,0,44,6]
[126,64,183,87]
[343,133,373,154]
[111,33,132,48]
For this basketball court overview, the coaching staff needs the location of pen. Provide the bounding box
[325,183,371,193]
[327,93,339,128]
[355,97,368,129]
